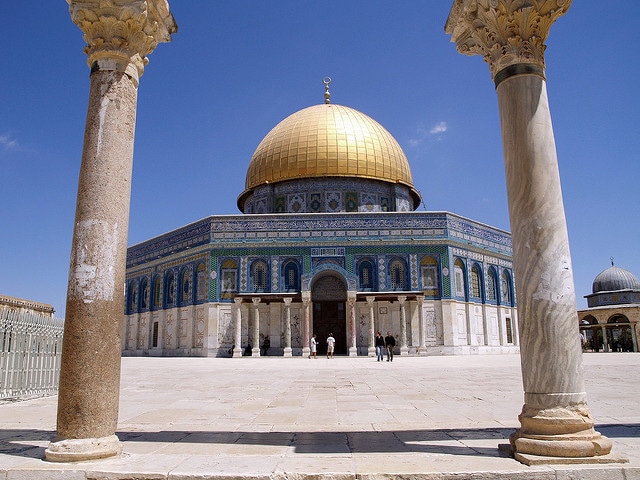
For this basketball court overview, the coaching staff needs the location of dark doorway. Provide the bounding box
[313,301,346,355]
[311,273,347,355]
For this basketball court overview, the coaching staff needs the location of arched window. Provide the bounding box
[179,268,191,306]
[165,271,176,307]
[500,270,513,306]
[221,259,238,299]
[152,277,162,309]
[470,264,482,300]
[454,258,466,299]
[252,260,268,293]
[389,258,407,291]
[195,262,207,301]
[486,267,497,302]
[127,280,138,314]
[420,255,439,296]
[358,258,376,291]
[282,260,300,292]
[140,277,149,310]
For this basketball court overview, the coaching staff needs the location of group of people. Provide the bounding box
[309,333,336,359]
[375,331,396,362]
[308,331,396,361]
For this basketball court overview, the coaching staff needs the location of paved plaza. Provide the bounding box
[1,353,638,479]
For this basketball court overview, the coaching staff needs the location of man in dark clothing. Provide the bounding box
[384,331,396,362]
[374,331,385,362]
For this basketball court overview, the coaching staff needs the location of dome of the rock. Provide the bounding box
[237,103,421,213]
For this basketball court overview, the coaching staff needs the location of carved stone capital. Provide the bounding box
[68,0,177,79]
[445,0,571,83]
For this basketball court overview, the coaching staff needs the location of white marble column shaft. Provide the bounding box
[446,0,612,462]
[302,295,311,358]
[283,297,292,357]
[252,298,261,356]
[366,296,376,356]
[233,298,243,357]
[398,296,409,355]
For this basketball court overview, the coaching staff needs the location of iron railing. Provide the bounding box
[0,307,64,400]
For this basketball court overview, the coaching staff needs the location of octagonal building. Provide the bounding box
[123,90,518,357]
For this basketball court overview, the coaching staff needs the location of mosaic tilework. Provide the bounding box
[410,254,418,290]
[271,257,279,290]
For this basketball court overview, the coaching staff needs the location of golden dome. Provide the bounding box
[238,103,420,209]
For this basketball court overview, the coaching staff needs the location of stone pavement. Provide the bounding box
[1,353,639,479]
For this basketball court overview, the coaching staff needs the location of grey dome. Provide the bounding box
[592,265,640,294]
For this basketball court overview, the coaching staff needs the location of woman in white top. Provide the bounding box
[309,333,317,359]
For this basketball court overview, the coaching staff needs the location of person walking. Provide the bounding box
[326,333,335,359]
[384,331,396,362]
[309,333,318,359]
[375,331,385,362]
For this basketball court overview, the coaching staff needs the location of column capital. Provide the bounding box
[283,297,293,306]
[68,0,177,79]
[251,297,261,305]
[365,296,376,305]
[397,295,407,305]
[445,0,571,84]
[234,297,243,306]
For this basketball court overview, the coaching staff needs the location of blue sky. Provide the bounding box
[2,1,639,317]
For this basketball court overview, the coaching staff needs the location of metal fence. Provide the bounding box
[0,307,64,400]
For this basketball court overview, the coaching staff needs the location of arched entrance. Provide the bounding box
[311,274,347,355]
[607,315,635,352]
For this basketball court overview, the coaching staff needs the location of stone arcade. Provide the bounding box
[46,0,617,466]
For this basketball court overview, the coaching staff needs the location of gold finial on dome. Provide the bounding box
[323,76,331,104]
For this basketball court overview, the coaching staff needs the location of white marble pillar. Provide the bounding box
[302,292,311,358]
[398,296,409,355]
[366,296,376,357]
[283,297,293,357]
[233,297,243,358]
[446,0,612,462]
[348,293,357,356]
[417,296,425,355]
[46,0,176,463]
[251,298,261,357]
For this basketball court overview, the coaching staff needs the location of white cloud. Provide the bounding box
[408,121,448,148]
[429,121,447,135]
[0,134,18,149]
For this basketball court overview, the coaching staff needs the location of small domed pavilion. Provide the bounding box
[578,260,640,352]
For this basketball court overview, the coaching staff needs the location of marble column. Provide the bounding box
[446,0,612,462]
[417,296,425,355]
[302,292,311,358]
[251,298,261,356]
[366,296,376,357]
[233,298,243,358]
[45,1,176,463]
[283,298,293,357]
[348,293,357,356]
[398,296,409,355]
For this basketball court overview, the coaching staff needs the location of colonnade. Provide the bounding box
[48,0,615,465]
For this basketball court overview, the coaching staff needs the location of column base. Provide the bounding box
[283,347,292,357]
[367,347,376,357]
[232,347,243,358]
[348,347,358,357]
[251,347,261,357]
[45,434,122,462]
[400,346,409,356]
[509,404,617,462]
[302,347,310,358]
